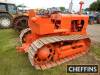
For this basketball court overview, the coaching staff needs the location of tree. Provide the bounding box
[84,8,89,11]
[59,7,65,12]
[89,1,100,11]
[89,2,98,11]
[97,0,100,11]
[17,4,26,9]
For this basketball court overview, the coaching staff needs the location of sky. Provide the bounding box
[7,0,97,11]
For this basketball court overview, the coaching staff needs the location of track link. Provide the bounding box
[20,28,31,43]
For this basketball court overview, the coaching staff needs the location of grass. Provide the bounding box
[0,29,100,75]
[0,29,68,75]
[91,43,100,59]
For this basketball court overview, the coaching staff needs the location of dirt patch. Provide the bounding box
[87,24,100,43]
[66,52,100,75]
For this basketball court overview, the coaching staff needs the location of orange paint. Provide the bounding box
[17,9,90,66]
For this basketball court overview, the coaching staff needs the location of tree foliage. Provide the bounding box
[59,7,65,11]
[89,0,100,11]
[17,4,26,8]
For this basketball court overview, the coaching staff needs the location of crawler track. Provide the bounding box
[20,28,91,70]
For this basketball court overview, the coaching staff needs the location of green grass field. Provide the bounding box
[0,29,100,75]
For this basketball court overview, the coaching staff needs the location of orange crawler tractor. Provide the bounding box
[17,9,91,70]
